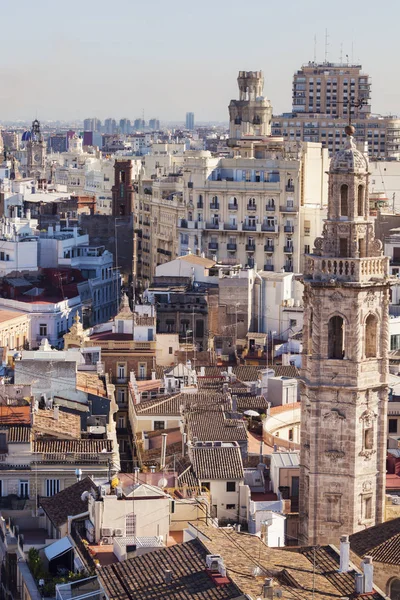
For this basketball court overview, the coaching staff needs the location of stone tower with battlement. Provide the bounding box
[228,71,272,141]
[299,126,392,546]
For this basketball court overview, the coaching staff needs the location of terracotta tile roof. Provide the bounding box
[176,254,216,267]
[235,394,268,412]
[40,477,96,527]
[76,372,107,397]
[0,425,31,443]
[33,408,81,439]
[98,538,242,600]
[189,444,244,481]
[190,523,386,599]
[0,405,31,424]
[177,466,200,489]
[136,379,162,392]
[33,438,113,454]
[0,309,27,323]
[350,517,400,565]
[186,408,248,443]
[134,393,230,417]
[196,365,300,380]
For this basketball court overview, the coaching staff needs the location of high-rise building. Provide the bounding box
[104,118,117,134]
[299,126,391,545]
[133,119,145,131]
[272,61,400,159]
[149,118,160,130]
[83,118,102,132]
[119,118,131,135]
[185,112,195,130]
[292,62,371,118]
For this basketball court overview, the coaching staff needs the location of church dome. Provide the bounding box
[330,131,368,174]
[21,130,32,142]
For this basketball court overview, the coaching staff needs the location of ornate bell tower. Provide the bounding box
[299,126,392,546]
[26,119,46,179]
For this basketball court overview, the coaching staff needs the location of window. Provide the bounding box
[391,334,400,351]
[19,480,29,498]
[363,496,372,520]
[339,238,347,257]
[118,416,125,429]
[304,245,310,254]
[202,482,210,491]
[340,184,348,217]
[389,418,398,434]
[0,432,7,453]
[169,346,173,355]
[288,428,294,441]
[117,363,126,379]
[125,513,136,536]
[46,479,60,496]
[328,316,344,359]
[390,578,400,600]
[117,388,126,404]
[358,185,364,216]
[138,364,146,379]
[364,427,373,450]
[154,421,165,431]
[226,481,236,492]
[39,324,47,337]
[365,314,378,358]
[226,504,236,510]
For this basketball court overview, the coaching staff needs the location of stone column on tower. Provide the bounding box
[299,126,393,546]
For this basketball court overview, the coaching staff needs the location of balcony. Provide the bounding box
[227,243,237,251]
[209,242,219,250]
[261,224,279,233]
[264,244,274,252]
[115,376,129,384]
[197,200,203,208]
[280,205,298,213]
[266,204,276,211]
[284,225,295,233]
[247,204,257,211]
[243,223,256,231]
[228,203,238,211]
[210,203,220,210]
[284,265,294,272]
[285,185,295,192]
[245,244,256,252]
[284,245,294,253]
[224,223,238,230]
[264,265,274,271]
[205,221,219,229]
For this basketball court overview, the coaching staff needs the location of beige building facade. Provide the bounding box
[299,128,392,545]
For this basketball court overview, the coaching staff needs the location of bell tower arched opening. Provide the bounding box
[328,316,344,359]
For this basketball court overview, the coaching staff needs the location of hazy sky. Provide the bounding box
[1,0,399,123]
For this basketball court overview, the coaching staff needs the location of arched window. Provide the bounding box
[358,185,364,216]
[328,316,344,359]
[340,185,348,217]
[365,314,378,358]
[390,578,400,600]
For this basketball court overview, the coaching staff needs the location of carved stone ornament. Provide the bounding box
[359,409,377,429]
[330,291,344,304]
[328,482,341,493]
[323,409,346,422]
[314,237,323,252]
[362,480,373,492]
[325,449,345,462]
[365,290,376,308]
[359,448,376,460]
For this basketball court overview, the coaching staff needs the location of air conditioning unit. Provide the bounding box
[206,554,222,569]
[99,485,107,497]
[392,496,400,505]
[101,528,113,537]
[114,528,124,537]
[102,537,111,545]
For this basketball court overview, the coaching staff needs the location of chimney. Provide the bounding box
[182,432,187,456]
[133,467,140,484]
[232,395,238,412]
[164,570,172,584]
[262,578,274,599]
[160,433,168,470]
[200,366,205,376]
[355,573,364,594]
[150,465,156,474]
[339,535,350,573]
[151,370,156,380]
[227,366,233,375]
[362,556,373,594]
[53,406,59,421]
[48,225,54,236]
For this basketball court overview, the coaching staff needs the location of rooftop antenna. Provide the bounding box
[324,28,329,64]
[346,53,349,66]
[313,34,317,63]
[340,42,343,64]
[351,40,354,64]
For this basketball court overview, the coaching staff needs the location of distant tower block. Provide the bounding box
[229,71,273,141]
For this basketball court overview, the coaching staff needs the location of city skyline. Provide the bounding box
[1,0,400,122]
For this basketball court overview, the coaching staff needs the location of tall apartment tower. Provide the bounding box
[299,126,391,545]
[185,112,195,130]
[228,71,272,141]
[112,159,134,216]
[292,62,371,119]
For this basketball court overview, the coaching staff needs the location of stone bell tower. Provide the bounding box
[299,126,392,546]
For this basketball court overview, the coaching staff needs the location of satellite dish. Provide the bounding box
[157,478,168,488]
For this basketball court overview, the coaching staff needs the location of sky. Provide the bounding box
[1,0,399,123]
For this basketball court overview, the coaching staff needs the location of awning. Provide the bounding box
[44,537,73,561]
